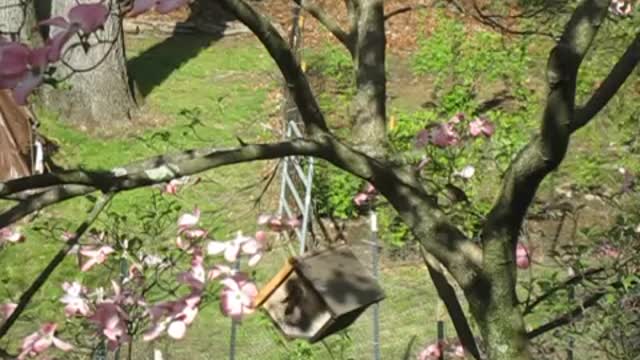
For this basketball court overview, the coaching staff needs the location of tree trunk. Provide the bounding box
[43,0,139,125]
[0,0,41,44]
[467,280,533,360]
[351,0,386,158]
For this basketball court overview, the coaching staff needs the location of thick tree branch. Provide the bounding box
[217,0,329,135]
[352,0,387,157]
[0,139,329,228]
[483,0,610,252]
[422,251,482,360]
[293,0,354,52]
[572,32,640,132]
[0,193,113,340]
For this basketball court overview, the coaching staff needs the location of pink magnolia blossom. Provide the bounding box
[0,226,25,244]
[18,323,73,360]
[418,342,442,360]
[0,42,49,104]
[79,245,115,272]
[60,281,91,317]
[143,292,201,341]
[415,129,431,148]
[448,113,465,124]
[516,242,531,269]
[41,2,108,37]
[178,208,200,231]
[353,183,378,207]
[469,116,495,137]
[597,243,621,258]
[176,208,207,249]
[177,248,206,290]
[128,0,190,17]
[89,301,129,350]
[610,0,633,16]
[257,214,302,232]
[207,264,237,280]
[431,122,460,147]
[207,231,265,264]
[0,302,17,322]
[219,275,257,321]
[241,231,268,266]
[163,179,180,195]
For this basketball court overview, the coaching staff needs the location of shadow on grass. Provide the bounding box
[127,32,224,97]
[127,2,241,97]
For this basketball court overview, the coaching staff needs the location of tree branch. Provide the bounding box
[527,291,605,339]
[526,276,637,339]
[0,193,113,340]
[0,139,329,228]
[572,32,640,132]
[422,250,482,360]
[384,4,429,21]
[482,0,610,252]
[523,267,605,314]
[293,0,354,52]
[217,0,330,135]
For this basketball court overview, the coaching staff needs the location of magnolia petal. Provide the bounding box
[32,336,52,353]
[516,243,530,269]
[223,242,240,262]
[180,305,199,325]
[128,0,156,17]
[38,16,71,29]
[0,302,17,320]
[241,239,259,255]
[68,3,109,33]
[220,290,244,319]
[80,258,98,272]
[143,322,167,341]
[0,71,23,89]
[220,277,241,292]
[155,0,189,14]
[52,337,73,352]
[177,209,200,229]
[207,265,232,280]
[207,241,226,255]
[0,43,30,76]
[167,320,187,339]
[46,29,75,63]
[247,252,262,267]
[257,214,272,225]
[255,230,267,244]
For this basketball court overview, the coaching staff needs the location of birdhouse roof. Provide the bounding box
[292,246,384,316]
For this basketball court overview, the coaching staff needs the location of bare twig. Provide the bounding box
[523,267,605,314]
[293,0,353,51]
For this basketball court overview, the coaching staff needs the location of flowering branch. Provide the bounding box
[0,193,114,340]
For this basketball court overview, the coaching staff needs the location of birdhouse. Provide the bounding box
[254,246,384,342]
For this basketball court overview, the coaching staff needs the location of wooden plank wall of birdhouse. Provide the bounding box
[262,271,333,340]
[294,246,385,316]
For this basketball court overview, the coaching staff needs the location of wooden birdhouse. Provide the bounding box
[254,246,384,342]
